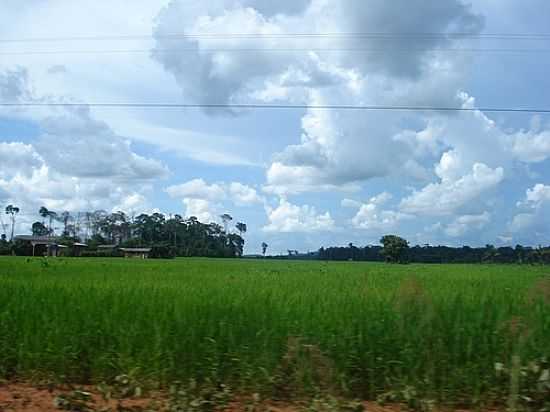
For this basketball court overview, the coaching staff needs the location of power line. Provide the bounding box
[1,32,550,43]
[1,102,549,114]
[3,47,550,56]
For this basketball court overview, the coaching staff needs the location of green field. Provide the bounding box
[1,257,549,406]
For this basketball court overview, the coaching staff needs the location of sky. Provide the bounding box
[1,0,550,254]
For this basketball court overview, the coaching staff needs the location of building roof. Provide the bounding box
[98,244,117,249]
[14,235,59,244]
[119,248,152,253]
[73,243,88,247]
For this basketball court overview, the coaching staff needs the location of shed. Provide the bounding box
[119,247,152,259]
[72,243,88,257]
[14,235,60,257]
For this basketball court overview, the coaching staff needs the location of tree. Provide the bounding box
[236,222,247,237]
[380,235,409,264]
[59,211,72,236]
[5,205,20,241]
[39,206,57,236]
[32,222,49,236]
[261,242,268,257]
[0,207,7,237]
[220,213,233,234]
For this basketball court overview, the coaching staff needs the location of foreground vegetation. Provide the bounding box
[1,257,549,409]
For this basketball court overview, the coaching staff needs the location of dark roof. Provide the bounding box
[14,235,59,244]
[119,248,152,253]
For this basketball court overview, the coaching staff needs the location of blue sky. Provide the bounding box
[1,0,550,254]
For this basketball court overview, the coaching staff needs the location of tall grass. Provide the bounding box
[0,257,549,405]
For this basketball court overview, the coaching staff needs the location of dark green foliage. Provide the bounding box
[0,236,11,255]
[319,243,550,264]
[31,221,50,236]
[380,235,409,264]
[150,244,177,259]
[10,239,32,256]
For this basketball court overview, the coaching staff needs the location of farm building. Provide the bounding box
[14,236,88,257]
[119,248,152,259]
[15,235,82,257]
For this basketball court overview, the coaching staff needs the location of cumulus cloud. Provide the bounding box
[509,184,550,237]
[0,67,31,102]
[444,212,491,237]
[0,142,42,177]
[0,69,168,221]
[229,182,264,205]
[153,0,482,108]
[263,198,335,233]
[166,178,226,201]
[518,184,550,209]
[400,162,504,216]
[350,192,410,231]
[166,179,263,206]
[511,129,550,163]
[182,198,219,223]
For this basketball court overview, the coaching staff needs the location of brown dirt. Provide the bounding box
[0,382,163,412]
[0,382,499,412]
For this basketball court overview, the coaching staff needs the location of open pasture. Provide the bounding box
[0,257,549,406]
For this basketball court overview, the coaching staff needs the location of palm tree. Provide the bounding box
[235,222,247,237]
[220,213,233,234]
[0,206,7,238]
[5,205,20,241]
[59,211,72,236]
[39,206,56,236]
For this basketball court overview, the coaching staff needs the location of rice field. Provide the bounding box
[0,257,549,407]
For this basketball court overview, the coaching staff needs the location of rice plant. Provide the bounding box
[0,257,549,407]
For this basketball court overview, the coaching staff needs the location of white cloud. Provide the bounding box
[263,198,335,233]
[512,130,550,163]
[369,192,393,206]
[153,0,482,108]
[351,193,410,231]
[228,182,264,205]
[166,178,226,201]
[444,212,491,237]
[0,71,166,220]
[0,142,42,177]
[518,184,550,209]
[341,198,362,209]
[182,198,219,223]
[166,179,263,206]
[509,213,536,233]
[508,184,550,236]
[400,162,504,216]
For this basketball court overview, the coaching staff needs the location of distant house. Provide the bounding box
[119,248,151,259]
[14,236,88,257]
[71,242,88,257]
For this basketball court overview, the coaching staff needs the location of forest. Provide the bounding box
[0,207,246,258]
[318,241,550,264]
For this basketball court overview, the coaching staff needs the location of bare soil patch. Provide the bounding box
[0,382,498,412]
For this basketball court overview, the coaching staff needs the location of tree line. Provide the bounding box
[1,206,251,258]
[319,235,550,264]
